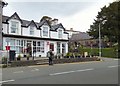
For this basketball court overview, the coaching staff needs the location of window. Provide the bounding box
[30,26,34,35]
[16,40,22,53]
[33,41,44,53]
[58,29,62,38]
[33,41,36,52]
[11,21,19,33]
[10,39,15,50]
[43,27,48,37]
[62,43,66,53]
[57,42,61,54]
[10,39,24,53]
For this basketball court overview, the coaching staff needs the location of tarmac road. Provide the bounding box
[1,57,119,84]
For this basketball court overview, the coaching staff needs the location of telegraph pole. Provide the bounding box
[0,0,7,50]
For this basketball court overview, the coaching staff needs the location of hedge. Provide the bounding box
[79,47,117,58]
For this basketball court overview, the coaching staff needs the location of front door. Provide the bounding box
[50,43,54,51]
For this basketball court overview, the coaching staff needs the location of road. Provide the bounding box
[0,58,119,84]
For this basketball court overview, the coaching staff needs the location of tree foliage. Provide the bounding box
[87,1,119,43]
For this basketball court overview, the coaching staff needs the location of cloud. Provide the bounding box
[3,0,114,32]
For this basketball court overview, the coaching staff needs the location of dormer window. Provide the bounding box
[58,29,62,38]
[43,26,48,37]
[11,21,19,33]
[30,26,34,35]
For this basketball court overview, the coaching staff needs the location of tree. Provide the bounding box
[87,1,119,43]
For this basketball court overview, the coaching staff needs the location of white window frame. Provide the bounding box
[11,21,19,33]
[58,29,62,38]
[30,26,34,35]
[43,26,49,37]
[33,41,44,53]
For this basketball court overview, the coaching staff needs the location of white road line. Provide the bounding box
[108,65,120,68]
[0,80,15,84]
[13,71,23,73]
[49,68,94,76]
[114,59,119,61]
[31,68,39,72]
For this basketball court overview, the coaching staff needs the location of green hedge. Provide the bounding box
[79,47,117,58]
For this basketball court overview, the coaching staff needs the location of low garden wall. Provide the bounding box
[3,57,100,68]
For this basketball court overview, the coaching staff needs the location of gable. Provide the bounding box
[7,12,22,23]
[54,23,65,31]
[28,20,38,29]
[39,19,51,28]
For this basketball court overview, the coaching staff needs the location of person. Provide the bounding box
[47,49,54,65]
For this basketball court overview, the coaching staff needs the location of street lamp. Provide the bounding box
[98,19,106,58]
[99,23,101,58]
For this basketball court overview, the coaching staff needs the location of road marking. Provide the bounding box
[31,68,39,72]
[13,71,23,73]
[28,65,48,68]
[0,80,15,84]
[114,59,119,61]
[108,65,120,68]
[49,68,94,76]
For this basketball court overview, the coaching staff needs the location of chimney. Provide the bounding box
[70,28,73,31]
[51,18,58,26]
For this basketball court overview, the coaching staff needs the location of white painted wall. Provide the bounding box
[50,31,58,39]
[22,26,41,37]
[22,27,29,36]
[63,34,68,40]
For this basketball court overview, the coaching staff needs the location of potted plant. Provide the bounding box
[26,54,30,60]
[17,54,21,61]
[57,53,61,59]
[70,53,74,58]
[77,53,81,58]
[74,53,78,58]
[2,57,7,64]
[66,52,70,58]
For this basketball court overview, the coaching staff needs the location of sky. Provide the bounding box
[3,0,114,32]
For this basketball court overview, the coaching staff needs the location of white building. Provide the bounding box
[66,28,80,39]
[2,12,69,57]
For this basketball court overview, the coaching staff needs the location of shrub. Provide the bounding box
[2,57,7,64]
[17,54,22,61]
[2,64,7,68]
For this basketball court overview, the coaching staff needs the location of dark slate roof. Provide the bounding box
[2,12,66,31]
[69,32,92,41]
[39,19,51,28]
[2,15,9,23]
[51,23,65,31]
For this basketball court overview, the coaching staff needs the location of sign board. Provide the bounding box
[6,46,10,50]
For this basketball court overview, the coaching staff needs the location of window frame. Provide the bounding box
[43,26,49,37]
[11,21,19,33]
[30,26,34,35]
[58,29,62,38]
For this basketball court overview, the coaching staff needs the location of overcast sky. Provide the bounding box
[3,0,114,32]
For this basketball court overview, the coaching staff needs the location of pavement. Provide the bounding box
[1,57,119,84]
